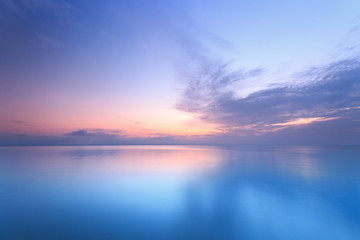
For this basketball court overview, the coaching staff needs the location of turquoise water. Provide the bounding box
[1,145,360,240]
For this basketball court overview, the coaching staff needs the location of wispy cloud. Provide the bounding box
[176,49,263,114]
[177,56,360,144]
[269,117,340,127]
[0,129,189,146]
[10,120,36,127]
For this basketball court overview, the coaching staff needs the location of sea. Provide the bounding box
[1,145,359,240]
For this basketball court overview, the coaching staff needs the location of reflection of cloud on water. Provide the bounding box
[63,145,224,175]
[178,147,360,239]
[238,186,360,240]
[273,152,322,180]
[2,146,360,240]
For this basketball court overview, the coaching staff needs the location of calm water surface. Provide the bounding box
[0,145,360,240]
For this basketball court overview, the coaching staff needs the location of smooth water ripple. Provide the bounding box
[0,145,360,240]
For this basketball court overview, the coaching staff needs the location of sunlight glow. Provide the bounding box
[270,117,339,127]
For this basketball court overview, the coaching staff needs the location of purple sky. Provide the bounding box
[1,0,360,145]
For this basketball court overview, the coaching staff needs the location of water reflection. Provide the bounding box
[0,145,360,239]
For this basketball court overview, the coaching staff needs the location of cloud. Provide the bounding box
[63,128,128,142]
[176,48,263,114]
[177,57,360,144]
[0,129,190,146]
[66,129,89,137]
[10,120,36,127]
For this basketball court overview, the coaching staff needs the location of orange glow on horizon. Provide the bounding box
[1,103,222,137]
[270,117,339,127]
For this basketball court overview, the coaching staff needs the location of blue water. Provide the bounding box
[0,145,360,240]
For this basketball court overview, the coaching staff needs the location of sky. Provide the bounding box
[1,0,360,145]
